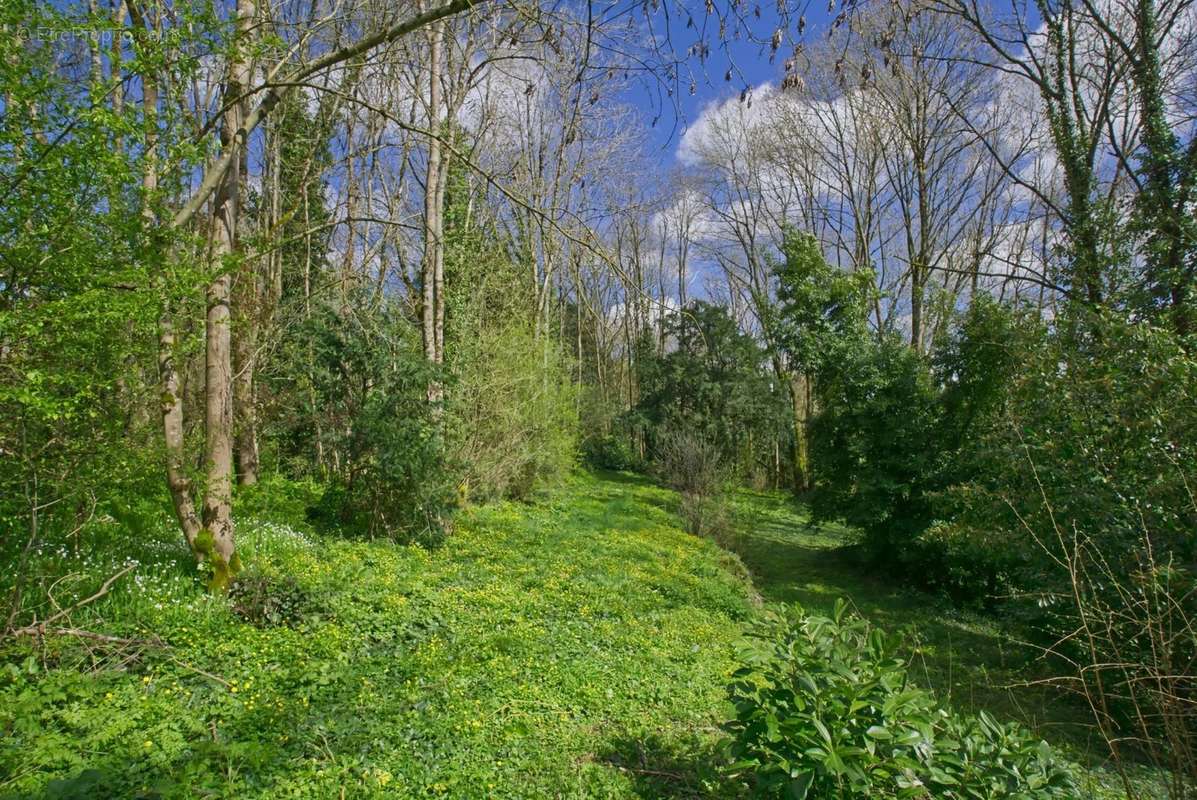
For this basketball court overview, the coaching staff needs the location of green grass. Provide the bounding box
[0,471,1159,798]
[724,489,1089,737]
[723,486,1164,798]
[1,472,756,799]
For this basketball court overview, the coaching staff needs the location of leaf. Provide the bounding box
[788,772,814,799]
[812,716,833,744]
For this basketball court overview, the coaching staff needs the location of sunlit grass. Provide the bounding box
[0,471,755,799]
[0,471,1168,798]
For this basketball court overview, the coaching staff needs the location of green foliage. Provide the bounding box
[637,301,790,480]
[726,601,1078,799]
[442,166,578,501]
[247,95,337,480]
[0,472,756,799]
[228,569,318,628]
[808,299,1042,602]
[916,299,1048,601]
[942,313,1197,766]
[582,432,642,472]
[448,324,578,501]
[0,0,167,548]
[298,298,455,542]
[949,311,1197,591]
[766,227,875,491]
[933,297,1045,455]
[808,333,939,553]
[769,228,875,378]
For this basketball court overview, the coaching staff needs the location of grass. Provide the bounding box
[1,472,756,799]
[0,470,1157,798]
[724,489,1091,738]
[722,486,1165,798]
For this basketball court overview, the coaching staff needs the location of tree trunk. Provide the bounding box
[160,315,202,551]
[133,3,202,553]
[910,263,923,353]
[233,76,259,486]
[433,128,448,365]
[200,0,254,589]
[203,207,237,586]
[912,147,929,354]
[790,372,811,493]
[422,20,445,405]
[233,316,258,486]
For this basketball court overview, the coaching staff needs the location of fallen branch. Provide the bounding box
[5,564,135,640]
[168,656,232,688]
[39,627,148,645]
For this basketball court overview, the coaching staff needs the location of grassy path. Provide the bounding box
[2,472,755,799]
[722,487,1147,797]
[2,470,1135,799]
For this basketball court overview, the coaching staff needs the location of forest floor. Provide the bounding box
[719,487,1148,798]
[0,470,1149,798]
[2,472,756,799]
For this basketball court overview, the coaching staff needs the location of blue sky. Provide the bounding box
[633,0,841,164]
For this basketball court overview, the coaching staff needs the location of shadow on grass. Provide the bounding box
[598,733,747,799]
[725,489,1116,769]
[587,468,653,487]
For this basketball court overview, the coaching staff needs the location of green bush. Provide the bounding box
[448,325,578,502]
[321,372,454,544]
[440,170,579,502]
[227,569,319,627]
[808,334,939,555]
[293,300,457,543]
[808,299,1042,604]
[636,302,791,483]
[942,313,1197,785]
[581,433,642,472]
[725,600,1077,798]
[949,312,1197,599]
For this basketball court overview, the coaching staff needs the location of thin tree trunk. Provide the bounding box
[204,203,237,580]
[791,373,811,493]
[233,315,259,485]
[201,0,254,588]
[434,129,448,365]
[422,20,445,405]
[233,59,259,487]
[160,316,202,551]
[132,2,202,553]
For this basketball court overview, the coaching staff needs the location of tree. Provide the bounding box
[928,0,1197,328]
[768,229,874,489]
[637,301,789,484]
[151,0,481,584]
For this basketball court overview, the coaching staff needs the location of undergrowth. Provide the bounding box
[0,472,754,798]
[0,471,1163,798]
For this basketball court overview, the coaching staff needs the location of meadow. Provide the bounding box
[2,471,1153,799]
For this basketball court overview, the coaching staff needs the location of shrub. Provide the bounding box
[679,493,736,546]
[652,429,739,542]
[320,375,455,544]
[636,302,792,483]
[653,428,723,499]
[581,433,641,472]
[725,600,1077,798]
[303,314,455,542]
[228,570,317,627]
[440,173,579,503]
[808,299,1042,603]
[946,313,1197,796]
[808,334,939,555]
[448,326,578,501]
